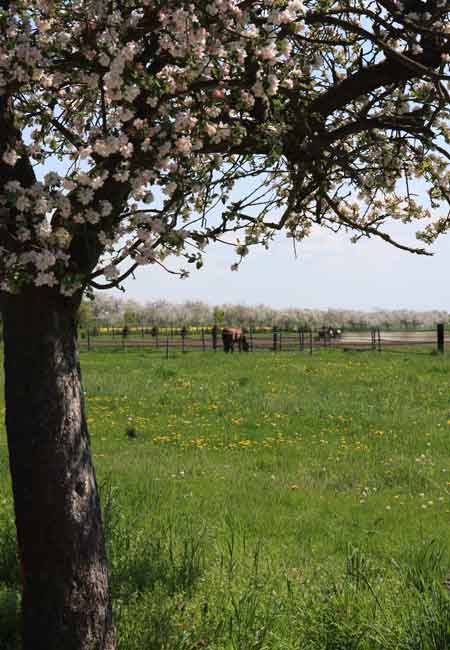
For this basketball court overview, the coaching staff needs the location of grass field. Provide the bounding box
[1,348,450,649]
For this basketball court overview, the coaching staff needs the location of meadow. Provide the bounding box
[1,348,450,649]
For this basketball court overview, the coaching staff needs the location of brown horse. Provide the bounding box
[317,327,342,340]
[222,327,249,353]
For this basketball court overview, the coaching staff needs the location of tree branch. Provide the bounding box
[323,192,432,255]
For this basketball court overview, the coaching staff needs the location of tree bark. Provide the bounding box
[2,288,116,650]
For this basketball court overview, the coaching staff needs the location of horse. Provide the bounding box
[317,327,342,341]
[222,327,249,353]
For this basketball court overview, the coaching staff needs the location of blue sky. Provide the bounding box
[111,173,450,311]
[36,134,450,312]
[106,161,450,311]
[116,223,450,310]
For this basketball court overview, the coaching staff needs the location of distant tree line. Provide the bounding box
[78,295,449,332]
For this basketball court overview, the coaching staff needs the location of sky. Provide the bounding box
[114,222,450,311]
[37,130,450,313]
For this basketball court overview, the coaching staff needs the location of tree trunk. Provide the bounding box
[2,288,116,650]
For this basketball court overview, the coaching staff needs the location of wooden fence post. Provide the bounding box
[272,328,278,352]
[437,323,445,354]
[87,328,91,352]
[249,327,254,352]
[166,335,169,360]
[212,325,218,351]
[309,329,313,355]
[201,328,206,351]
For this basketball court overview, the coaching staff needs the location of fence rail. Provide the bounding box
[78,326,450,355]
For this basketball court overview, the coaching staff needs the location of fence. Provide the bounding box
[78,325,450,355]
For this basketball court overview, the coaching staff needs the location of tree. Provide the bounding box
[122,297,142,324]
[77,298,95,330]
[1,1,450,648]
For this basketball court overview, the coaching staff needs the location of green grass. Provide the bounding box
[1,348,450,648]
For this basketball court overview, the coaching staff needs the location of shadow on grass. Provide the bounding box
[0,515,20,649]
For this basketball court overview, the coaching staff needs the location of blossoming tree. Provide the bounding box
[2,1,450,648]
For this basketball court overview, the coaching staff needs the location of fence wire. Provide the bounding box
[78,327,449,355]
